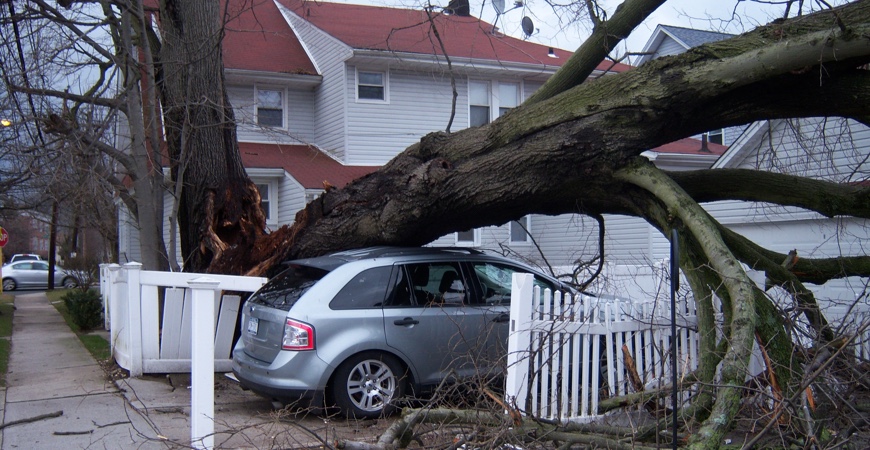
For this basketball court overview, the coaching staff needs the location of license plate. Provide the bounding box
[247,317,259,335]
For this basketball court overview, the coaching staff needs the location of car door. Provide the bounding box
[30,261,52,288]
[382,261,489,385]
[466,261,561,369]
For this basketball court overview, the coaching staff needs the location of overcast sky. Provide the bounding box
[332,0,849,64]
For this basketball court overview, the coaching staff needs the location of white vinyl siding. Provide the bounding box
[652,36,687,59]
[117,204,142,265]
[228,84,316,144]
[282,5,352,161]
[344,68,464,165]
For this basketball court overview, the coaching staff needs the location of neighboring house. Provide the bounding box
[593,24,870,305]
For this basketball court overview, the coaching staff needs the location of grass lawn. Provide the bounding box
[46,289,111,361]
[0,292,13,386]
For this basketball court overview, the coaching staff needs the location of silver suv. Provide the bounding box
[232,247,570,418]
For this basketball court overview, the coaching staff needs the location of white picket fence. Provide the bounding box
[99,262,267,449]
[505,272,701,422]
[505,272,870,423]
[100,263,267,376]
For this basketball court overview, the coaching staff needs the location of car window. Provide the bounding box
[33,262,49,271]
[14,262,33,270]
[470,262,556,306]
[248,264,329,311]
[403,262,467,306]
[383,266,414,307]
[330,266,393,310]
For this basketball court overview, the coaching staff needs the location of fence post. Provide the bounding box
[506,273,534,413]
[188,277,220,450]
[124,262,143,377]
[103,264,120,344]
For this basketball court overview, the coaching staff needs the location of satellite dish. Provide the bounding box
[492,0,505,14]
[521,16,534,37]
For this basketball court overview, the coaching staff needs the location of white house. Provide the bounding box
[119,0,641,266]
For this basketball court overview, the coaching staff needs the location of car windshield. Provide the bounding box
[247,264,329,311]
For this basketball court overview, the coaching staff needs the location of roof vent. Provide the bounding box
[699,134,712,153]
[548,47,558,58]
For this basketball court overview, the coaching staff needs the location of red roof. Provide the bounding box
[652,137,727,156]
[223,0,317,75]
[239,142,378,189]
[273,0,631,73]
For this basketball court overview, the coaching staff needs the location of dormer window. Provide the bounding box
[357,70,386,101]
[257,88,284,127]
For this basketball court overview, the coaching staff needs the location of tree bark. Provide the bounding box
[157,0,264,272]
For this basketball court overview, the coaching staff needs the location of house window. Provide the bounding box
[455,229,480,246]
[257,89,284,127]
[256,183,271,220]
[705,129,724,145]
[469,80,490,127]
[357,71,386,101]
[509,216,530,243]
[498,82,519,117]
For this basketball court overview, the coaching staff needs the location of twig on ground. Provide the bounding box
[0,410,64,430]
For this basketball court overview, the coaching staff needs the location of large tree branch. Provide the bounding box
[614,159,758,448]
[671,169,870,219]
[524,0,666,105]
[719,224,870,284]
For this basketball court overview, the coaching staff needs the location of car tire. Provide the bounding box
[61,277,78,289]
[2,278,16,291]
[331,352,406,419]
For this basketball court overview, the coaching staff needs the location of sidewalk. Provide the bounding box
[0,292,371,449]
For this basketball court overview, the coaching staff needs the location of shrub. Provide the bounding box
[62,289,103,331]
[62,256,99,292]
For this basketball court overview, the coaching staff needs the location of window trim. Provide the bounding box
[509,215,531,244]
[356,69,388,103]
[255,86,285,128]
[253,180,277,226]
[455,228,481,246]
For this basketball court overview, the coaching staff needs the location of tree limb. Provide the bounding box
[671,169,870,219]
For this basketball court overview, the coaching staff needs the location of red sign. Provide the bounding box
[0,227,8,247]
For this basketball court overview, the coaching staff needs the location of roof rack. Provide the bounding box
[330,246,484,260]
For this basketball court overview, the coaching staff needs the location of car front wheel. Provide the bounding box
[331,352,406,419]
[61,277,78,289]
[2,278,16,291]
